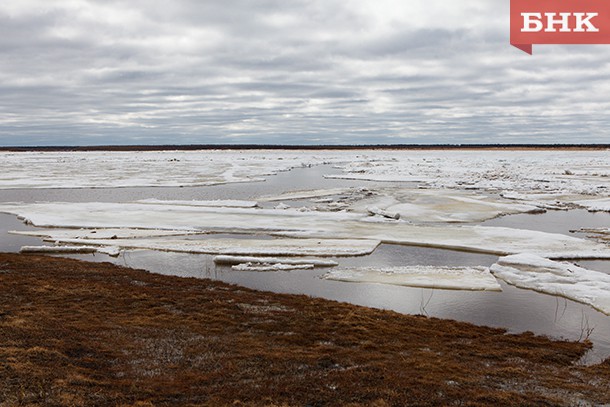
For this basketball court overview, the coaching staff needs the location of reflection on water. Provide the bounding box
[1,163,610,362]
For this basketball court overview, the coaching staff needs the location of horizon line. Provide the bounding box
[1,143,610,152]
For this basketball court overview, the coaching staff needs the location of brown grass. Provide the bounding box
[0,253,609,406]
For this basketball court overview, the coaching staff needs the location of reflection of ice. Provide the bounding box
[491,254,610,315]
[322,266,501,291]
[2,202,610,259]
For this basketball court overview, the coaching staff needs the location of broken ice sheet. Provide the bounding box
[19,244,121,256]
[2,202,610,259]
[0,150,351,189]
[351,188,545,223]
[50,237,381,257]
[135,199,259,208]
[232,263,315,272]
[258,188,355,202]
[214,255,337,267]
[20,245,99,254]
[322,266,501,291]
[575,198,610,213]
[328,150,610,197]
[9,228,202,240]
[491,254,610,315]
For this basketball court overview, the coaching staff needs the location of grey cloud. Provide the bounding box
[0,1,609,146]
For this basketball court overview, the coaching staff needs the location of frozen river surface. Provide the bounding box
[1,149,609,363]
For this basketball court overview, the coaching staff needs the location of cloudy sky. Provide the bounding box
[1,0,609,146]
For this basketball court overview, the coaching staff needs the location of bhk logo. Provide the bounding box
[510,0,610,54]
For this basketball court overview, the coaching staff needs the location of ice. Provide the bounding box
[20,245,98,254]
[366,206,400,220]
[258,188,354,202]
[232,263,315,272]
[9,228,201,240]
[491,254,610,315]
[1,151,607,204]
[261,186,546,223]
[575,198,610,213]
[353,189,543,223]
[327,150,610,197]
[214,255,337,267]
[499,191,572,210]
[276,224,610,260]
[322,266,501,291]
[0,202,363,231]
[2,202,610,259]
[136,199,258,208]
[0,150,351,189]
[47,237,381,257]
[576,228,610,244]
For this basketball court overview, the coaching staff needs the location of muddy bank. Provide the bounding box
[0,253,608,406]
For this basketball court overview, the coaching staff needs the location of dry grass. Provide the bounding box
[0,253,609,406]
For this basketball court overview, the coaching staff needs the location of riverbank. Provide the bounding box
[1,253,609,406]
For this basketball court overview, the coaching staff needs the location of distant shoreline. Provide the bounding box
[1,144,609,152]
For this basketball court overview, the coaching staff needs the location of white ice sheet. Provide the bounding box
[491,254,610,315]
[214,255,337,267]
[50,236,381,257]
[2,202,610,259]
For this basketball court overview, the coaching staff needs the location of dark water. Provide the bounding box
[1,165,609,363]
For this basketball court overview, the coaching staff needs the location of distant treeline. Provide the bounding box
[1,144,609,152]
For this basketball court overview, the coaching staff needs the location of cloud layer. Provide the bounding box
[1,0,609,145]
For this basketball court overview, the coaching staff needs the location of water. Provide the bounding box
[1,164,609,363]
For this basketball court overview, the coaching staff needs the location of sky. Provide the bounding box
[1,0,609,146]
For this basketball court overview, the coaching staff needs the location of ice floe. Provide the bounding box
[20,245,99,254]
[322,266,501,291]
[2,202,610,259]
[214,255,337,267]
[48,236,380,257]
[19,244,121,256]
[135,199,258,208]
[0,150,351,189]
[491,254,610,315]
[258,188,356,202]
[366,206,400,220]
[575,198,610,213]
[9,228,201,240]
[232,262,315,272]
[1,150,607,203]
[327,150,610,197]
